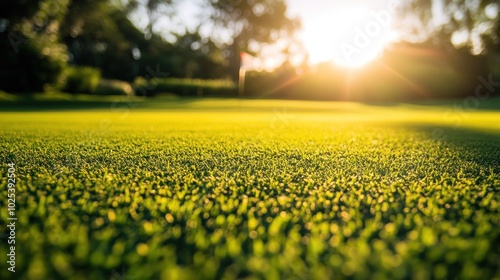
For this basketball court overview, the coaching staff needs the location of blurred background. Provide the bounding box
[1,0,499,101]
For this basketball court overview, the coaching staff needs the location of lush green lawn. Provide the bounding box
[1,97,499,279]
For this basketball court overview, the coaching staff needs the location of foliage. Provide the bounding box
[168,30,231,79]
[95,79,134,96]
[135,77,237,96]
[0,0,232,89]
[0,0,69,92]
[0,99,499,279]
[205,0,300,80]
[60,3,230,82]
[61,5,147,82]
[206,0,298,46]
[399,0,500,54]
[121,0,175,37]
[62,66,101,94]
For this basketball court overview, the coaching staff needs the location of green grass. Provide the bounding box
[0,97,499,280]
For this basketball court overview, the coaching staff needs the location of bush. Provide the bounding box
[0,33,68,92]
[95,79,133,96]
[62,66,101,94]
[133,77,237,97]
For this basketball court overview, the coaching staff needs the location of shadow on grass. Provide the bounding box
[409,124,500,174]
[0,92,132,111]
[362,95,500,111]
[0,93,227,112]
[3,91,500,112]
[0,100,123,111]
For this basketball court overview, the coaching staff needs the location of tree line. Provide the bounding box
[0,0,297,92]
[0,0,498,98]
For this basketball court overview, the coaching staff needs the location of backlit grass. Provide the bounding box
[0,98,499,279]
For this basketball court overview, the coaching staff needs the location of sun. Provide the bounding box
[299,3,396,68]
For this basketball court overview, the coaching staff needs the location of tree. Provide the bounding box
[398,0,499,55]
[394,0,500,92]
[120,0,175,37]
[169,29,230,79]
[205,0,300,80]
[0,0,70,92]
[61,2,148,81]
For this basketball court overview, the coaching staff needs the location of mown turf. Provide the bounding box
[0,98,499,280]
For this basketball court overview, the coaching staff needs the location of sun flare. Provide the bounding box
[299,3,396,68]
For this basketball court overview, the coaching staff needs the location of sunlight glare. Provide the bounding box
[299,3,396,68]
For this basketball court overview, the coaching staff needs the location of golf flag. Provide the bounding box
[239,52,256,97]
[240,52,253,71]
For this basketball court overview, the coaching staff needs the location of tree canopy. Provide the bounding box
[0,0,301,91]
[205,0,300,79]
[399,0,499,54]
[1,0,498,97]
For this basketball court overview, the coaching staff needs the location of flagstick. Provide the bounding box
[238,68,246,98]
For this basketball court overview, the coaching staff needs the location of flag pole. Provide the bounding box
[238,52,246,98]
[238,67,246,98]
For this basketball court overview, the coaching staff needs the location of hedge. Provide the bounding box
[134,77,237,97]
